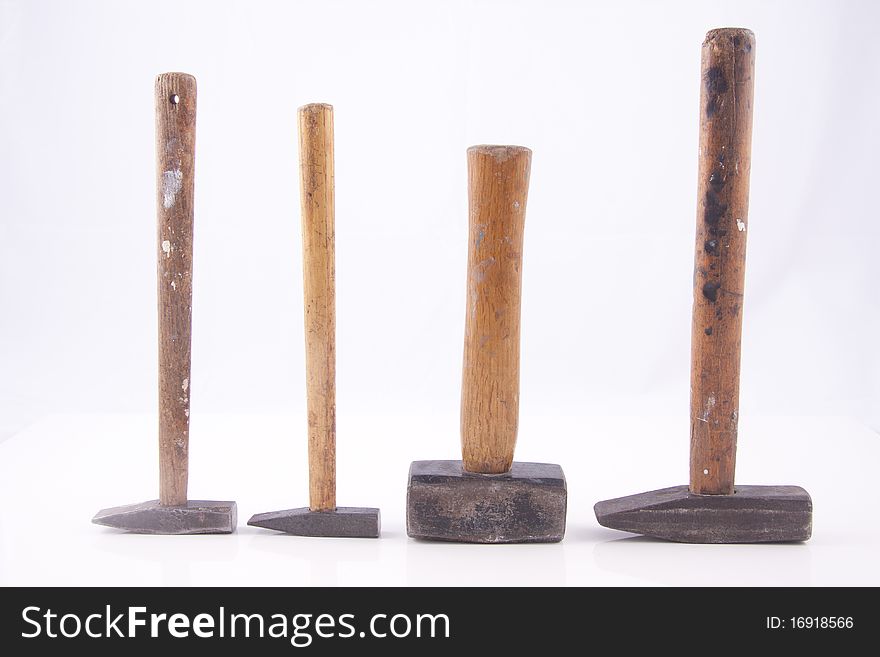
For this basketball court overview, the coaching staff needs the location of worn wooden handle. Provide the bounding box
[689,29,755,495]
[156,72,196,506]
[460,145,531,474]
[299,103,336,511]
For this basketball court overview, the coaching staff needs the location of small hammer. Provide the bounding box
[248,104,380,537]
[594,29,813,543]
[407,145,567,543]
[92,73,237,534]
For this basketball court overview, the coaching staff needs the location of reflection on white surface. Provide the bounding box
[246,529,386,587]
[91,532,242,586]
[406,541,567,587]
[0,414,877,586]
[593,535,812,586]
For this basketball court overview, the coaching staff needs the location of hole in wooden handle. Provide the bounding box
[170,93,180,105]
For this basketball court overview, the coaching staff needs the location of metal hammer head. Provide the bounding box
[247,507,380,538]
[594,485,812,543]
[406,460,567,543]
[92,500,237,535]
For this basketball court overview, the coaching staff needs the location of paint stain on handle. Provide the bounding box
[162,168,183,209]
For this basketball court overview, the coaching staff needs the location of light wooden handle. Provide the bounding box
[299,103,336,511]
[460,145,531,474]
[689,29,755,495]
[155,72,196,506]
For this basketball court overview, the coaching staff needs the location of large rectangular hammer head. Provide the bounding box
[594,485,812,543]
[247,507,380,538]
[92,500,237,535]
[406,460,567,543]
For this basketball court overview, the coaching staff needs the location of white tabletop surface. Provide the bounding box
[0,413,876,586]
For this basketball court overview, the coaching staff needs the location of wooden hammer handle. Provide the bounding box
[689,29,756,495]
[299,104,336,511]
[460,145,531,474]
[155,73,196,506]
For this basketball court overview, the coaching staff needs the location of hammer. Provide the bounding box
[248,104,380,537]
[594,29,812,543]
[92,73,237,534]
[406,145,567,543]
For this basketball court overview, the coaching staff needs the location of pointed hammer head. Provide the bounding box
[247,507,380,538]
[594,485,812,543]
[92,500,237,534]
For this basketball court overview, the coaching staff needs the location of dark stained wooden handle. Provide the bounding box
[299,103,336,511]
[460,145,531,474]
[155,72,196,506]
[689,29,755,495]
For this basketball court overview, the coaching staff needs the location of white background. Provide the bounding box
[1,0,878,586]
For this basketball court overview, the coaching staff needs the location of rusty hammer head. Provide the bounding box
[248,507,379,538]
[594,486,812,543]
[407,460,566,543]
[92,500,237,535]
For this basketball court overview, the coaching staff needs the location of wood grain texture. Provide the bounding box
[155,72,196,506]
[299,103,336,511]
[689,29,755,495]
[460,145,531,474]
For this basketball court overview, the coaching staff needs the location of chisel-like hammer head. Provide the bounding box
[594,486,811,543]
[248,507,380,538]
[92,500,237,535]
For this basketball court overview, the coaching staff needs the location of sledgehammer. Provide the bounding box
[593,29,812,543]
[406,145,567,543]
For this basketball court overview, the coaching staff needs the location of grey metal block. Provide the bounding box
[406,460,567,543]
[92,499,237,534]
[248,507,380,538]
[594,485,812,543]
